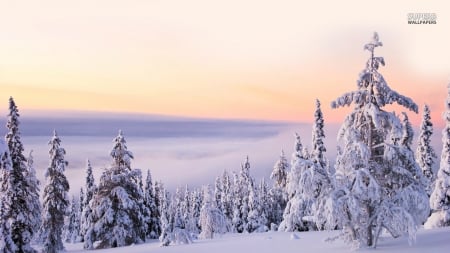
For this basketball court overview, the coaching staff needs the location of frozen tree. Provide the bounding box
[199,185,228,239]
[144,170,160,239]
[214,176,223,210]
[220,170,233,227]
[84,131,145,249]
[186,188,202,235]
[279,134,314,232]
[416,104,437,193]
[40,131,70,253]
[231,171,243,232]
[329,33,429,248]
[312,99,328,169]
[4,97,39,252]
[158,184,172,246]
[65,195,81,243]
[0,140,18,252]
[425,83,450,228]
[269,150,289,227]
[25,151,41,238]
[80,159,96,240]
[271,150,289,189]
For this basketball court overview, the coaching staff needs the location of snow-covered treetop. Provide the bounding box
[331,32,418,113]
[110,130,134,170]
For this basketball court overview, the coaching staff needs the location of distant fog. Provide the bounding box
[0,113,443,196]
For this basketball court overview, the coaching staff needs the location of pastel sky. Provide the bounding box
[0,0,449,124]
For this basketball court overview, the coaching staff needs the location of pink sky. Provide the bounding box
[0,0,449,125]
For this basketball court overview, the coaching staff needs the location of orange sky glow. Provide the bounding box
[0,0,449,125]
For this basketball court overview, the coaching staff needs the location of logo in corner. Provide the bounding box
[407,13,437,24]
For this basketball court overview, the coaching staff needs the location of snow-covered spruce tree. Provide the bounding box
[300,99,334,230]
[4,97,40,252]
[214,176,223,210]
[158,184,172,246]
[329,33,429,248]
[416,104,437,193]
[199,185,228,239]
[186,188,202,235]
[220,170,233,227]
[311,99,328,168]
[83,131,145,249]
[40,131,70,253]
[279,134,314,232]
[80,159,96,240]
[144,170,160,239]
[231,171,242,232]
[269,150,289,227]
[0,140,18,252]
[425,83,450,228]
[258,178,271,230]
[25,150,42,239]
[65,195,81,243]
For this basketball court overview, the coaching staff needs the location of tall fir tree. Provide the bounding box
[425,83,450,228]
[279,135,313,232]
[415,104,437,194]
[64,195,81,243]
[144,170,160,239]
[80,159,96,240]
[83,131,145,249]
[330,33,429,248]
[0,140,18,252]
[269,150,289,227]
[199,185,227,239]
[40,131,70,253]
[311,99,328,169]
[25,150,42,238]
[4,97,40,252]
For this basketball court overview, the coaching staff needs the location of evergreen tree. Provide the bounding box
[269,150,289,227]
[279,134,313,232]
[65,195,81,243]
[231,171,242,232]
[84,131,145,249]
[416,104,437,193]
[4,97,39,252]
[40,131,70,253]
[220,170,233,228]
[144,170,160,239]
[199,185,227,239]
[425,83,450,228]
[0,140,18,252]
[187,188,202,235]
[311,99,328,168]
[214,176,223,210]
[159,185,172,246]
[25,151,41,238]
[329,33,429,248]
[80,159,96,240]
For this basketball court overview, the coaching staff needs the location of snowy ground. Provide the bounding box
[62,227,450,253]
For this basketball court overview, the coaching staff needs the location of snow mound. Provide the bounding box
[290,233,300,240]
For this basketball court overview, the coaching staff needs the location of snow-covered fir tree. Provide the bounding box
[329,33,429,248]
[186,188,202,235]
[269,150,289,227]
[0,140,18,252]
[80,159,96,240]
[199,185,228,239]
[231,171,242,232]
[65,195,81,243]
[258,178,271,230]
[416,104,437,193]
[311,99,328,168]
[158,184,176,246]
[220,170,233,228]
[25,150,41,238]
[144,170,160,239]
[279,134,314,232]
[425,83,450,228]
[4,97,40,252]
[84,131,145,249]
[40,131,70,253]
[214,176,223,210]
